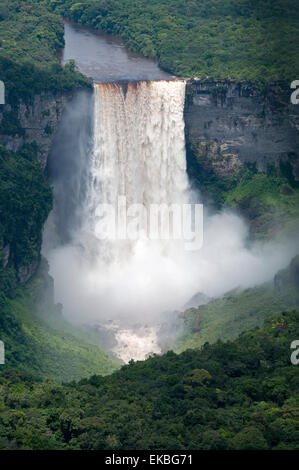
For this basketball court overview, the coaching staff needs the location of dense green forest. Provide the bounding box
[0,311,298,449]
[0,0,90,104]
[40,0,299,82]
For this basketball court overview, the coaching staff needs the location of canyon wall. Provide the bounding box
[0,92,74,285]
[184,80,299,181]
[0,92,73,170]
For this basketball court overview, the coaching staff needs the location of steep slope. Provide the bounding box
[177,256,299,352]
[0,260,119,382]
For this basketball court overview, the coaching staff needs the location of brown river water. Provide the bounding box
[61,20,174,83]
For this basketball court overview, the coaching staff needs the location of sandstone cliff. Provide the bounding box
[184,80,299,181]
[0,91,74,285]
[0,92,73,170]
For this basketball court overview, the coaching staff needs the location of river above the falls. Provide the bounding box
[61,20,173,83]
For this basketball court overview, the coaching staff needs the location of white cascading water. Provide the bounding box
[92,81,188,207]
[81,80,193,362]
[84,81,189,263]
[47,80,200,362]
[45,80,297,362]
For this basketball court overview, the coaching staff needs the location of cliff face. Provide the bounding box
[184,80,299,181]
[0,92,73,170]
[0,92,73,286]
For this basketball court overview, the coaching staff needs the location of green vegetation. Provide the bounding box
[188,149,299,238]
[0,0,91,104]
[0,263,119,382]
[0,144,52,293]
[0,145,119,381]
[40,0,299,82]
[0,3,116,383]
[176,256,299,353]
[0,310,298,449]
[225,169,299,238]
[0,1,91,291]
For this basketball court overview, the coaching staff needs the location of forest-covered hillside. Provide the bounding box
[0,311,298,450]
[40,0,299,82]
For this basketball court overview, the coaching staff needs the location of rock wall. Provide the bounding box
[184,80,299,180]
[0,91,73,169]
[0,91,74,285]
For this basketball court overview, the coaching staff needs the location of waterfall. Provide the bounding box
[45,79,200,333]
[82,80,189,263]
[47,79,194,361]
[91,81,187,208]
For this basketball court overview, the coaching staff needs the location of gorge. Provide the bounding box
[1,12,298,366]
[39,22,298,362]
[0,1,298,451]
